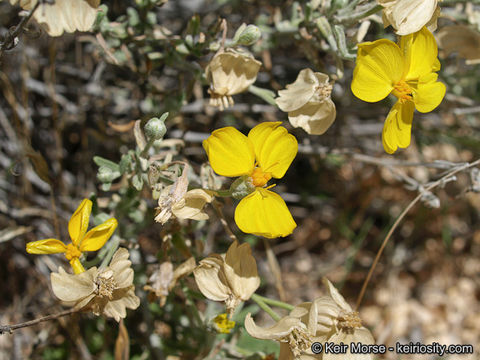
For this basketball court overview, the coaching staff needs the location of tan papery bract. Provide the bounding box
[206,49,261,110]
[9,0,100,37]
[246,278,376,359]
[276,68,336,135]
[51,248,140,322]
[193,241,260,315]
[378,0,440,35]
[437,25,480,65]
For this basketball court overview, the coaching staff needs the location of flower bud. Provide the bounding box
[235,24,261,46]
[97,166,116,183]
[144,117,167,140]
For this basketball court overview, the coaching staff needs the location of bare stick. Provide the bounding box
[355,159,480,310]
[0,308,78,335]
[0,2,41,58]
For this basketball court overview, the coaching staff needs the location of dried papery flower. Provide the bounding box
[205,49,262,110]
[377,0,440,35]
[51,248,140,322]
[155,187,213,224]
[276,68,336,135]
[193,241,260,316]
[245,303,319,360]
[144,257,196,306]
[9,0,100,37]
[247,279,375,359]
[437,25,480,65]
[295,279,375,360]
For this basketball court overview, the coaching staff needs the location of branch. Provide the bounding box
[0,308,78,335]
[0,1,41,59]
[355,158,480,310]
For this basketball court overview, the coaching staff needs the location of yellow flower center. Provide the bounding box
[392,80,413,102]
[250,167,272,187]
[65,243,82,261]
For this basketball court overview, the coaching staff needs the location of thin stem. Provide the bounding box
[252,294,294,311]
[212,199,237,242]
[0,2,41,58]
[0,308,78,335]
[139,138,156,158]
[251,294,281,321]
[355,159,480,310]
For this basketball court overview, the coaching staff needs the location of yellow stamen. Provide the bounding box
[65,243,82,261]
[250,167,272,187]
[392,80,413,101]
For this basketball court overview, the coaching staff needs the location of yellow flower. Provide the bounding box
[26,199,118,274]
[203,122,297,238]
[213,313,236,334]
[351,27,446,154]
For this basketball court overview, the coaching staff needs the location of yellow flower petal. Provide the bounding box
[351,39,404,102]
[402,27,439,80]
[413,76,446,113]
[382,101,415,154]
[234,188,296,238]
[79,218,118,252]
[26,238,67,254]
[68,199,92,247]
[248,122,298,179]
[203,127,255,177]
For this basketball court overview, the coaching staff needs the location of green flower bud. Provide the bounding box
[235,24,261,46]
[144,116,167,140]
[230,175,256,200]
[97,166,116,183]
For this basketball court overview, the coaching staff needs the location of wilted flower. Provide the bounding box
[203,122,297,238]
[26,199,117,274]
[154,164,214,224]
[378,0,440,35]
[246,278,375,360]
[9,0,100,37]
[155,188,213,224]
[193,241,260,316]
[351,27,446,154]
[144,257,196,306]
[51,248,140,322]
[437,25,480,65]
[205,49,262,110]
[304,279,375,359]
[276,69,336,135]
[245,313,316,359]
